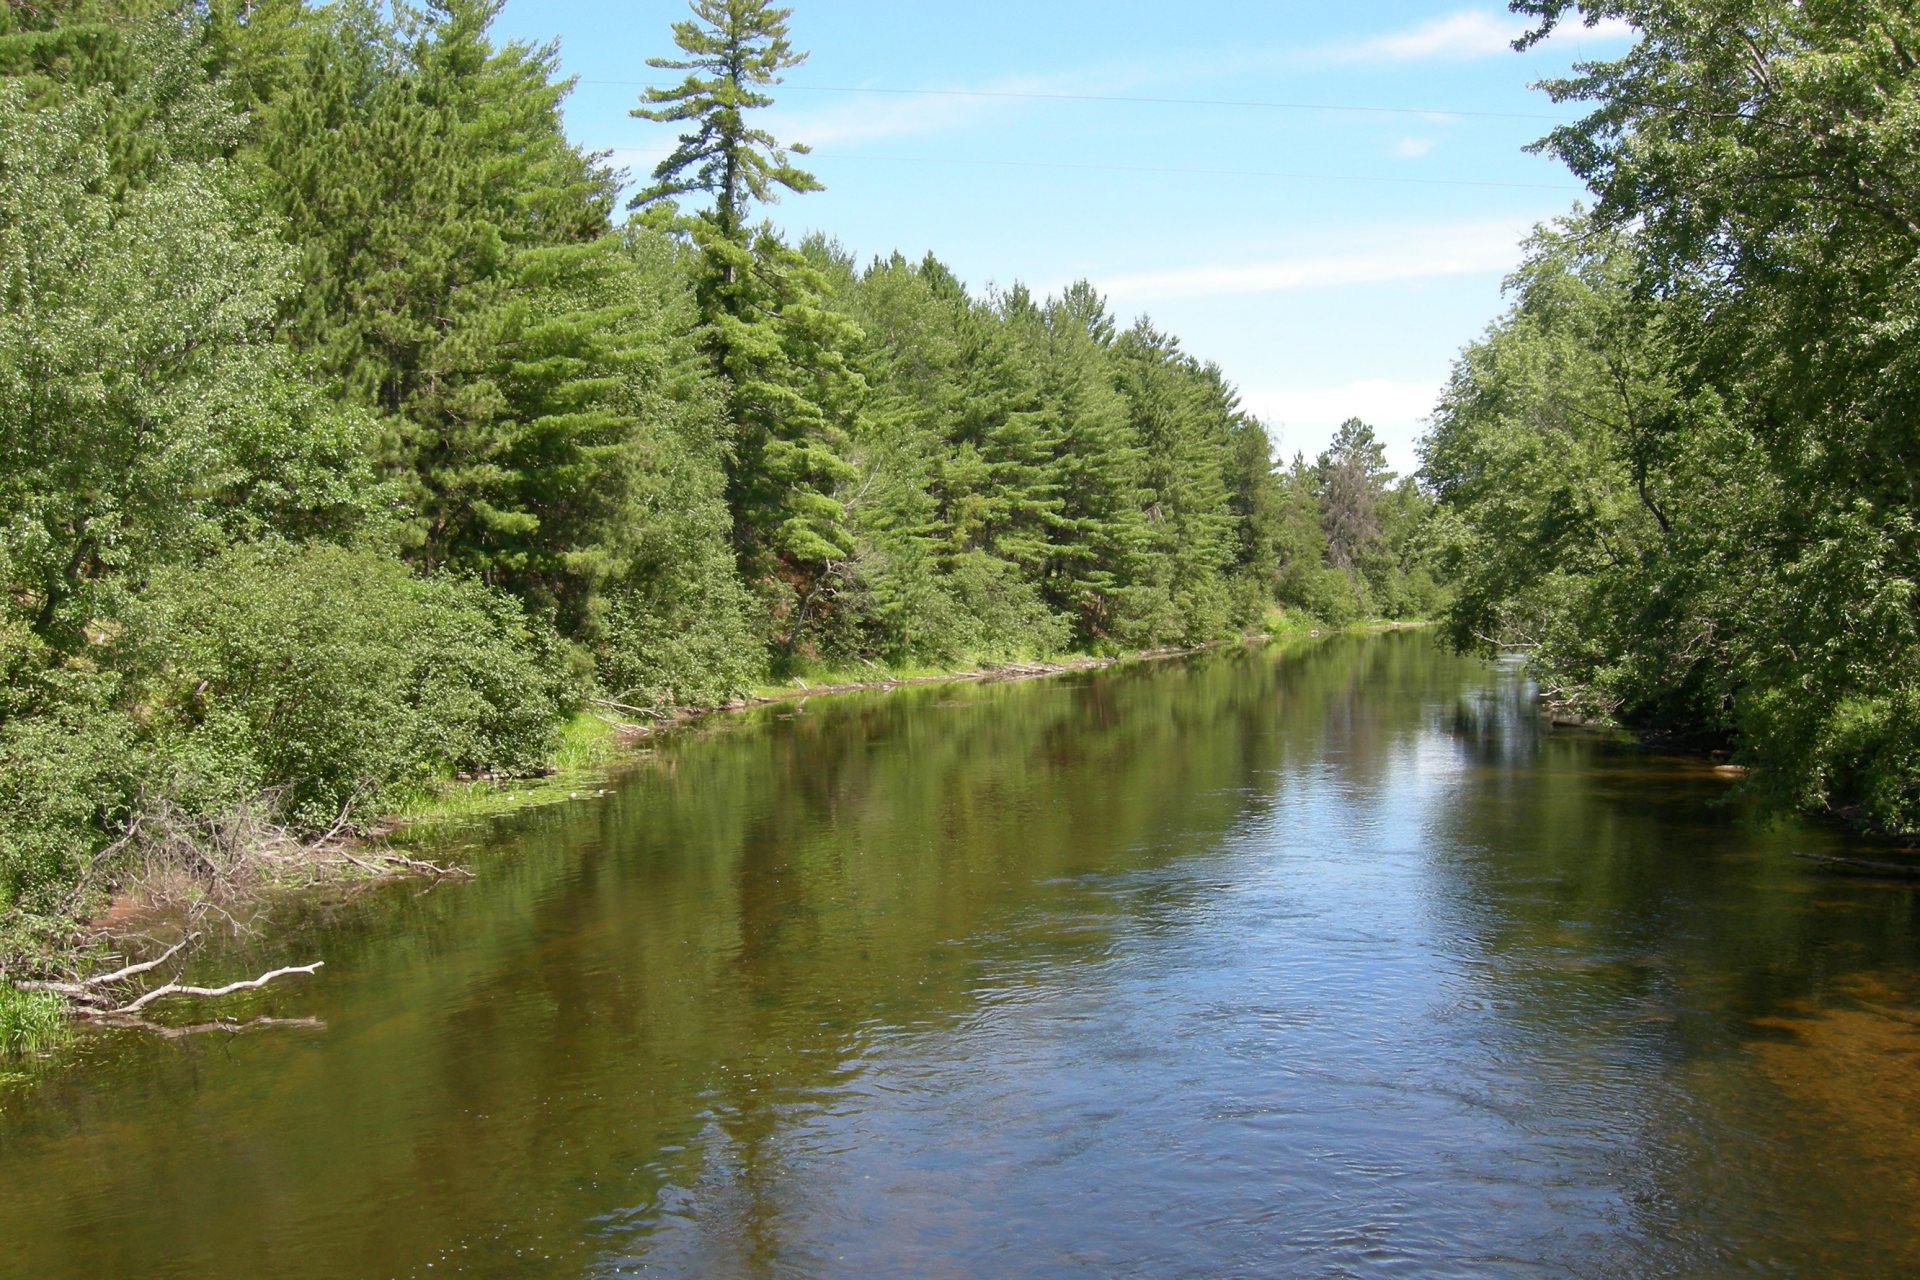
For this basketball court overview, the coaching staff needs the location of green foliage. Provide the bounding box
[0,76,374,646]
[0,668,132,915]
[1441,2,1920,830]
[239,0,637,622]
[133,543,573,828]
[600,569,764,709]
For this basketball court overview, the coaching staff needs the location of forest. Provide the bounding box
[0,0,1443,968]
[1423,0,1920,835]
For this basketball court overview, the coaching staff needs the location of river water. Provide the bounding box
[3,632,1918,1278]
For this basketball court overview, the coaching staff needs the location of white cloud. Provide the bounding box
[1242,380,1443,474]
[1392,136,1436,159]
[768,85,1015,147]
[765,63,1164,147]
[1093,219,1529,304]
[1312,10,1526,64]
[1303,8,1636,66]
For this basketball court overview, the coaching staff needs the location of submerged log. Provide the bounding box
[1791,851,1920,879]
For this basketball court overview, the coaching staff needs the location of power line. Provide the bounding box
[609,146,1582,193]
[578,79,1576,123]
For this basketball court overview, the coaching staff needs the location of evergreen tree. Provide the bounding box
[1006,283,1153,645]
[1315,418,1389,574]
[239,0,658,630]
[1222,413,1286,614]
[628,0,820,237]
[631,0,860,656]
[1112,322,1242,641]
[836,252,1067,658]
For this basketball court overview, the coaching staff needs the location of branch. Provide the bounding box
[66,812,145,905]
[106,961,324,1017]
[16,935,200,1000]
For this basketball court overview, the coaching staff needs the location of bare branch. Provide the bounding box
[106,961,325,1017]
[16,935,200,999]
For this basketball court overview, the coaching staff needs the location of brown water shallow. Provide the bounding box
[2,633,1917,1278]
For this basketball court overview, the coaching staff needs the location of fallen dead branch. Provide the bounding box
[12,934,326,1037]
[108,961,324,1017]
[16,935,200,1008]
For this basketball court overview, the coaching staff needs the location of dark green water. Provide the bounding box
[4,632,1919,1278]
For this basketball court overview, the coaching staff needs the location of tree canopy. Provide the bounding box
[1424,1,1920,830]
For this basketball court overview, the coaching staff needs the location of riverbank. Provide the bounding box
[0,621,1426,1060]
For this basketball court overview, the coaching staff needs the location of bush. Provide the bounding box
[944,551,1072,659]
[0,686,132,914]
[133,542,573,828]
[599,566,766,708]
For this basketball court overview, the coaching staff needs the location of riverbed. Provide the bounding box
[3,632,1916,1278]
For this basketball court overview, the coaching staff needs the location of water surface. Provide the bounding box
[4,633,1918,1277]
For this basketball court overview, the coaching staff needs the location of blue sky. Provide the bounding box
[493,2,1631,473]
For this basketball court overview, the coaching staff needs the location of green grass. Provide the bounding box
[0,985,69,1059]
[753,649,1099,699]
[382,713,627,829]
[1261,608,1434,638]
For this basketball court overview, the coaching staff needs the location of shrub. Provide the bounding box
[599,566,766,708]
[133,541,572,828]
[0,674,133,914]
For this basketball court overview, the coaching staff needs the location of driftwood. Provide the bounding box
[17,936,200,1008]
[109,962,324,1017]
[16,932,324,1024]
[1792,851,1920,879]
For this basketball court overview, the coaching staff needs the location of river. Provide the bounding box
[2,632,1917,1278]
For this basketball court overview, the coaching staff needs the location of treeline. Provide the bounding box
[0,0,1442,946]
[1424,0,1920,832]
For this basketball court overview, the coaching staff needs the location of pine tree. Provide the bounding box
[631,0,862,656]
[1112,321,1242,641]
[1315,418,1390,573]
[628,0,820,237]
[1003,282,1153,646]
[239,0,663,631]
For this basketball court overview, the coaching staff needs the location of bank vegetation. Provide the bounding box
[0,0,1445,1038]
